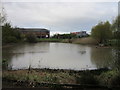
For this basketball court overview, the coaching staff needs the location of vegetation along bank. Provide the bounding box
[2,68,120,88]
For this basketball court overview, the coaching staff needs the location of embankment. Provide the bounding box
[3,68,120,88]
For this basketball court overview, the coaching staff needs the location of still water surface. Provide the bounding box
[3,42,114,70]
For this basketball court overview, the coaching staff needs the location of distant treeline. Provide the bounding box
[51,33,77,39]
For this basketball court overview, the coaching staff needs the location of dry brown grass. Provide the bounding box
[72,37,98,45]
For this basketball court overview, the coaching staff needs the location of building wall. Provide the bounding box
[19,28,50,38]
[71,31,88,38]
[77,31,87,37]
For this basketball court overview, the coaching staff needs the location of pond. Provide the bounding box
[2,42,115,70]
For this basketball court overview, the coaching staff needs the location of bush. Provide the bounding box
[26,33,37,43]
[3,36,18,43]
[76,71,99,85]
[2,23,22,43]
[110,72,120,86]
[99,70,120,87]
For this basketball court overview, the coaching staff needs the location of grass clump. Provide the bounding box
[99,70,120,87]
[76,70,99,85]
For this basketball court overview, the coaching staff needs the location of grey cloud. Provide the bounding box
[3,2,118,34]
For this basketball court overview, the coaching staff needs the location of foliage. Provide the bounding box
[25,33,37,43]
[0,7,6,26]
[52,34,76,39]
[112,48,120,71]
[111,16,120,40]
[76,71,99,85]
[1,7,22,44]
[110,16,120,47]
[110,72,120,86]
[2,23,22,43]
[111,16,120,72]
[99,70,120,87]
[91,21,112,44]
[2,59,8,70]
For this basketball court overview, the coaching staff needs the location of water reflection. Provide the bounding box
[2,42,115,70]
[2,42,50,70]
[90,47,113,68]
[78,51,86,55]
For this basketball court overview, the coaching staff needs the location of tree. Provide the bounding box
[26,33,37,43]
[1,7,22,44]
[112,16,120,40]
[91,21,112,44]
[111,16,120,71]
[0,7,6,26]
[2,23,22,43]
[52,33,76,39]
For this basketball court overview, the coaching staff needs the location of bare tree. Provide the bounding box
[0,5,6,26]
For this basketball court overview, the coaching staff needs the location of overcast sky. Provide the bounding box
[3,1,118,35]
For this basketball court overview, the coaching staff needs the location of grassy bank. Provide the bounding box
[37,37,98,45]
[2,68,120,88]
[71,37,98,45]
[2,37,102,48]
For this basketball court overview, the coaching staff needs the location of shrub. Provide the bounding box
[99,70,120,87]
[76,71,99,85]
[2,23,22,43]
[26,33,37,43]
[110,73,120,86]
[3,36,18,43]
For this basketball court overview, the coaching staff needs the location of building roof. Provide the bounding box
[71,31,86,34]
[19,28,50,32]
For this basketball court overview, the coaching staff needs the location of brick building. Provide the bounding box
[19,28,50,38]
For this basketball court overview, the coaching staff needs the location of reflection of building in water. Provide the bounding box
[19,28,50,38]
